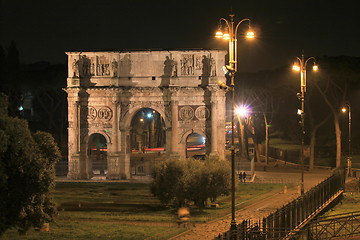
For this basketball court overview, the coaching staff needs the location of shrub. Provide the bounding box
[150,157,230,209]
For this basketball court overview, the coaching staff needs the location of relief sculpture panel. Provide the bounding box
[179,106,210,121]
[180,54,194,75]
[81,106,113,121]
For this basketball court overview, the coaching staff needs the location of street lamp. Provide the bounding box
[216,14,254,236]
[341,103,351,176]
[292,53,318,195]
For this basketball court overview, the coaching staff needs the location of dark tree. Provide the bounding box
[150,157,230,209]
[0,45,6,74]
[7,40,19,73]
[0,94,60,236]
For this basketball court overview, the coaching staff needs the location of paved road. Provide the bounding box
[172,166,332,240]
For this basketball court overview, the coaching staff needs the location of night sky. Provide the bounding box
[1,0,359,72]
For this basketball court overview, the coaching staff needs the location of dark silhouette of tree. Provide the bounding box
[251,89,280,164]
[0,45,6,74]
[7,40,19,73]
[0,94,60,236]
[313,56,360,167]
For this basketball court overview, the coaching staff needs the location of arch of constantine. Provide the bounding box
[65,50,227,179]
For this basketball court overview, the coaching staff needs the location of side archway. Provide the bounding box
[183,131,208,159]
[86,133,110,178]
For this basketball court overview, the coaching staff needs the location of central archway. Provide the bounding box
[130,108,166,176]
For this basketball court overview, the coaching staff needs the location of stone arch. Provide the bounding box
[179,129,209,159]
[65,50,227,180]
[121,104,170,131]
[184,131,207,159]
[85,132,110,178]
[85,130,112,145]
[180,128,208,144]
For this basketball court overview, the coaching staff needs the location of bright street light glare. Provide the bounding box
[147,113,153,119]
[342,107,347,113]
[215,31,223,38]
[236,105,251,117]
[222,33,230,40]
[246,31,255,39]
[292,65,300,71]
[313,65,318,71]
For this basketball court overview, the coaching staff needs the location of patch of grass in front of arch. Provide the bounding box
[54,182,288,223]
[0,182,291,239]
[1,221,186,240]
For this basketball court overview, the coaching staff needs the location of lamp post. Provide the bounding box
[341,103,351,176]
[292,53,318,195]
[216,14,254,236]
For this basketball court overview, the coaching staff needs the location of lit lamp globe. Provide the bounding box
[292,64,300,72]
[215,31,223,39]
[246,31,255,39]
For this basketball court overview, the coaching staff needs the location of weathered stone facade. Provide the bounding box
[65,50,227,179]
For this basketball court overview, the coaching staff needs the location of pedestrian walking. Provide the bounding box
[239,172,243,182]
[243,172,247,183]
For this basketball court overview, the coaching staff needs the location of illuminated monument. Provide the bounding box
[65,50,227,179]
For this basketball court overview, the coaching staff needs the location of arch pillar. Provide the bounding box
[210,100,218,156]
[112,127,130,179]
[170,101,180,157]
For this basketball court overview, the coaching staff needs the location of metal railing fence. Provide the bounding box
[216,168,345,240]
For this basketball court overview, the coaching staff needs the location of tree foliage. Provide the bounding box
[0,93,61,236]
[150,157,230,209]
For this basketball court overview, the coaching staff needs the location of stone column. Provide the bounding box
[117,127,131,179]
[171,101,179,156]
[108,100,121,179]
[113,100,120,152]
[210,100,218,155]
[67,89,81,179]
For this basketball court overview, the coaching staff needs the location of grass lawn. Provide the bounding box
[1,182,289,240]
[323,192,360,217]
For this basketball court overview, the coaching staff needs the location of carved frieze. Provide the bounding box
[179,106,194,121]
[96,56,111,76]
[98,107,113,120]
[195,106,210,120]
[81,106,113,121]
[81,106,97,121]
[180,54,194,75]
[178,105,210,121]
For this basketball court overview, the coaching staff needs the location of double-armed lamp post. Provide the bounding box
[341,103,351,176]
[292,54,318,195]
[216,14,254,236]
